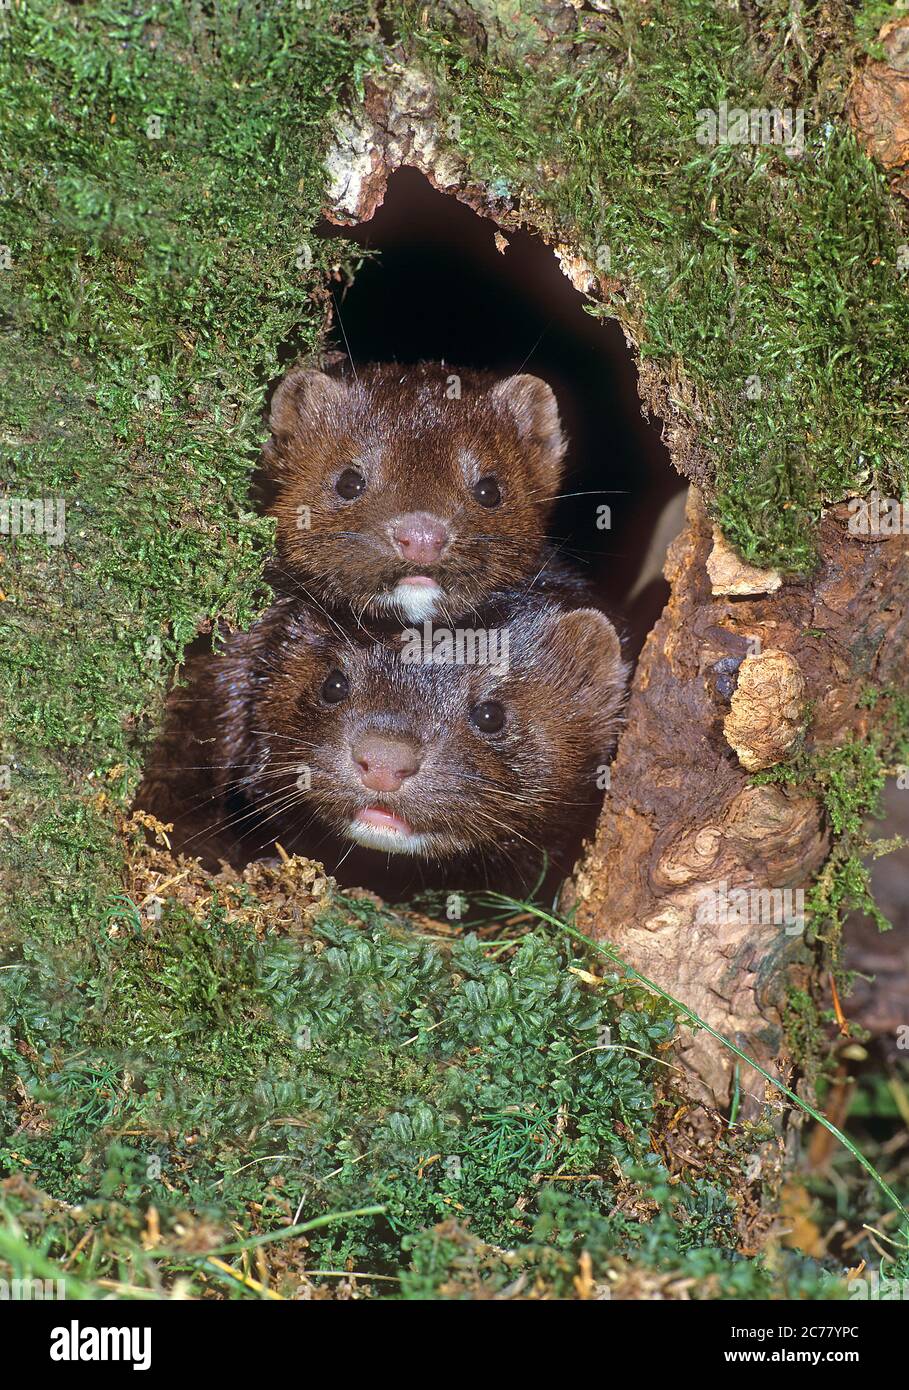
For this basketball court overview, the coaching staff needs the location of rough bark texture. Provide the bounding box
[564,487,909,1106]
[849,17,909,200]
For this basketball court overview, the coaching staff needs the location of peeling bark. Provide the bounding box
[848,17,909,199]
[707,529,781,597]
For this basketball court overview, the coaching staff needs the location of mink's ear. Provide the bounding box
[540,606,626,708]
[267,367,349,441]
[488,374,567,490]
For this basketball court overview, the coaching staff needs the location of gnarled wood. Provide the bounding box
[565,487,909,1105]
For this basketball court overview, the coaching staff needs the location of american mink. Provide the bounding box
[262,360,585,625]
[138,591,627,895]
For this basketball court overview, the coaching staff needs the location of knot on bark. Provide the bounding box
[723,649,807,771]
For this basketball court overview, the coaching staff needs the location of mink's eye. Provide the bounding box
[335,468,366,500]
[472,476,502,508]
[321,669,350,704]
[470,700,506,734]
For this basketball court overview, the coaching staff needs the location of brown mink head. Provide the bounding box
[237,597,626,876]
[262,362,567,623]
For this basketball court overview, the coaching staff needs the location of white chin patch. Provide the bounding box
[375,581,442,623]
[345,819,428,856]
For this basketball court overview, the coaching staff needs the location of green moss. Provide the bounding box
[2,880,843,1297]
[392,0,909,570]
[1,0,368,944]
[753,684,908,1086]
[399,1185,842,1300]
[756,684,909,948]
[782,984,841,1086]
[854,0,904,57]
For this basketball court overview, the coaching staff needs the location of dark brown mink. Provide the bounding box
[261,360,585,628]
[137,592,628,897]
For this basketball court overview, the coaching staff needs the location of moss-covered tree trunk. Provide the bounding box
[567,491,909,1106]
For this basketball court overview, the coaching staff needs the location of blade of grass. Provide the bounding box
[178,1205,387,1260]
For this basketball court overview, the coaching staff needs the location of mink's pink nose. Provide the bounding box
[391,512,450,565]
[352,735,422,793]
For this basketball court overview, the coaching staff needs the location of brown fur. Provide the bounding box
[137,594,628,893]
[262,361,569,622]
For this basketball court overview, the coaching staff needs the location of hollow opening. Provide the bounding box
[312,168,683,651]
[139,167,686,899]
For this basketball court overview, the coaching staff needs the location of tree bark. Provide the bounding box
[564,487,909,1106]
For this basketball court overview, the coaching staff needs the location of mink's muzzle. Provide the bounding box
[239,596,628,875]
[351,732,423,793]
